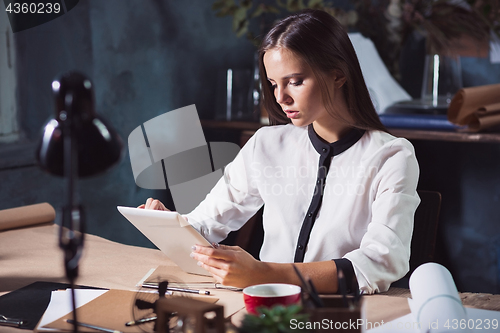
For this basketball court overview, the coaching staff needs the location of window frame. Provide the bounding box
[0,13,19,144]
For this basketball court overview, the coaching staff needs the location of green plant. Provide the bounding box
[212,0,500,80]
[353,0,499,78]
[239,304,310,333]
[212,0,358,45]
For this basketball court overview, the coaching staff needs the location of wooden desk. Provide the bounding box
[0,224,244,332]
[1,225,499,332]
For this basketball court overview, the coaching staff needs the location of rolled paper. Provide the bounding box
[0,203,56,231]
[448,83,500,128]
[469,112,500,132]
[408,263,470,333]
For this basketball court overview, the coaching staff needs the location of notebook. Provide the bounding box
[117,206,212,276]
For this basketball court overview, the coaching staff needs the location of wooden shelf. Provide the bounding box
[389,129,500,143]
[201,120,500,144]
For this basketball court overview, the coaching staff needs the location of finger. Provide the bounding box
[193,245,234,261]
[145,198,168,211]
[145,197,154,209]
[157,200,169,211]
[197,261,225,283]
[137,204,145,209]
[195,257,229,277]
[217,244,240,251]
[151,199,162,210]
[192,252,230,269]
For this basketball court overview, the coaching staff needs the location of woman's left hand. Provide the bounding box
[191,244,266,288]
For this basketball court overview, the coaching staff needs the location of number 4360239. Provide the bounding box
[5,2,61,14]
[444,318,499,330]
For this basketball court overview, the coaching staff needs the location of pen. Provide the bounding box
[125,316,157,326]
[292,264,323,308]
[337,269,349,308]
[66,319,123,333]
[0,315,24,327]
[142,282,210,295]
[307,278,324,308]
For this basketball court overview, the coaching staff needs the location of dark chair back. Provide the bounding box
[410,190,442,272]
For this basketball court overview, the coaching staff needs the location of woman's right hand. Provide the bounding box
[138,197,169,211]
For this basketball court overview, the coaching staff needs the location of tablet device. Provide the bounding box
[117,206,212,276]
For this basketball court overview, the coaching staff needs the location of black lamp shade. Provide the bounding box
[36,72,123,177]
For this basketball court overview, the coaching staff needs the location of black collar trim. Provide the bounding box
[307,124,365,156]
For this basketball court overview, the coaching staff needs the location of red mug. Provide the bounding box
[243,283,301,315]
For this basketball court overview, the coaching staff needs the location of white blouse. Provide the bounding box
[185,124,420,293]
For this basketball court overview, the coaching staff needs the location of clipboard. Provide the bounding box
[117,206,212,276]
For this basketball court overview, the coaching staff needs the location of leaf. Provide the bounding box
[240,0,253,10]
[286,304,302,315]
[307,0,324,8]
[286,0,305,12]
[266,5,281,14]
[236,21,249,38]
[250,3,265,18]
[234,6,247,20]
[212,0,227,11]
[212,0,237,13]
[276,0,287,8]
[277,322,289,331]
[216,4,238,17]
[240,305,310,333]
[232,6,248,31]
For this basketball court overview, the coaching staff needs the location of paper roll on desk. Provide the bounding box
[0,203,56,231]
[448,83,500,132]
[408,263,470,333]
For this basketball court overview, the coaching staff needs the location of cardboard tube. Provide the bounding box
[0,203,56,231]
[469,109,500,132]
[448,83,500,125]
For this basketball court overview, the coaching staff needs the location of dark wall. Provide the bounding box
[413,141,500,294]
[1,0,254,248]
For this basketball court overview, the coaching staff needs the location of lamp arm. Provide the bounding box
[36,72,123,333]
[59,90,85,333]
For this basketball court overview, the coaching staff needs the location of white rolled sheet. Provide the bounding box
[408,263,470,333]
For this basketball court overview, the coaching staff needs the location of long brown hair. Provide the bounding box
[259,9,387,132]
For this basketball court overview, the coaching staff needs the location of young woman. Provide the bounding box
[141,9,419,294]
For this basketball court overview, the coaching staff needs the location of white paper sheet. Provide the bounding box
[367,263,500,333]
[348,33,411,114]
[408,263,469,332]
[36,289,108,331]
[490,31,500,64]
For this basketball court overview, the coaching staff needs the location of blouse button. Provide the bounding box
[298,245,304,250]
[307,213,312,218]
[322,148,327,153]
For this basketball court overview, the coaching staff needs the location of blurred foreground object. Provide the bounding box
[35,71,123,333]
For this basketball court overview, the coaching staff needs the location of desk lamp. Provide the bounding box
[36,72,123,332]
